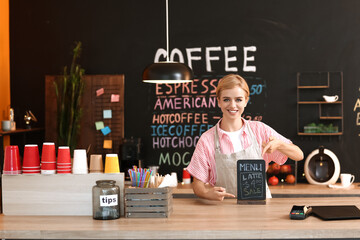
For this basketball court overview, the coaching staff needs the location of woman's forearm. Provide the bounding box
[192,178,235,201]
[278,142,304,161]
[192,178,210,199]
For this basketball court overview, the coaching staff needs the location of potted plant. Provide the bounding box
[54,42,85,154]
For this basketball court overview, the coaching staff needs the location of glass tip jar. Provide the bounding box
[92,180,120,220]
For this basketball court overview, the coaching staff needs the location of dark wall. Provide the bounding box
[10,0,360,181]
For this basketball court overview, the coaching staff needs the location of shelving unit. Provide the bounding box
[297,72,343,136]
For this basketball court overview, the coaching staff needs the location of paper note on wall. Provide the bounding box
[103,140,113,149]
[101,126,111,135]
[95,121,105,130]
[96,88,104,96]
[111,94,120,102]
[103,109,112,119]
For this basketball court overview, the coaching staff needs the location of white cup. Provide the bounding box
[2,120,11,131]
[72,149,88,174]
[171,172,177,179]
[340,173,355,187]
[148,166,159,175]
[323,95,339,103]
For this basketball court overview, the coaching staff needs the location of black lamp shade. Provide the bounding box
[142,61,194,84]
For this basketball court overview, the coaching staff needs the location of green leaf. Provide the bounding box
[54,41,85,154]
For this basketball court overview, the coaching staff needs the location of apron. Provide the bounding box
[214,123,272,198]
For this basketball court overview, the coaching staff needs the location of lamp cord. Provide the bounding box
[166,0,169,62]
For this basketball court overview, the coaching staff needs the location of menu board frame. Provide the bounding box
[237,159,266,205]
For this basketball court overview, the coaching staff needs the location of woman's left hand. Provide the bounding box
[261,136,282,156]
[262,136,304,161]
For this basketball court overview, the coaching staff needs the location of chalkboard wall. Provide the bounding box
[9,0,360,182]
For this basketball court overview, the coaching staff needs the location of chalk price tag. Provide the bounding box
[237,159,266,205]
[99,194,118,207]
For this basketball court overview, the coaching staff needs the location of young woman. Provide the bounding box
[186,74,303,201]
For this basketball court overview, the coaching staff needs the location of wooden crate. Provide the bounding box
[2,173,124,216]
[125,187,173,218]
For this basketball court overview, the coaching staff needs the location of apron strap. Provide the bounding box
[244,121,262,157]
[214,125,221,152]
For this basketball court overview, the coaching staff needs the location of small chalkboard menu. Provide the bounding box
[237,159,266,205]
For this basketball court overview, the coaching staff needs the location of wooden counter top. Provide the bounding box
[1,196,360,239]
[270,182,360,197]
[174,182,360,197]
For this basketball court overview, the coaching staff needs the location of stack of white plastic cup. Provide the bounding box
[72,149,88,174]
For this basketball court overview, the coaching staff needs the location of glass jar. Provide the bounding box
[92,180,120,220]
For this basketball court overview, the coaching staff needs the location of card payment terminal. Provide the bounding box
[289,205,312,220]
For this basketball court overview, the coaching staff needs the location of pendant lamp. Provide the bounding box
[142,0,194,84]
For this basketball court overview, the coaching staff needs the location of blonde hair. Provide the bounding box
[216,74,250,99]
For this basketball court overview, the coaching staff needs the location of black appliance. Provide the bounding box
[304,146,340,185]
[119,137,142,180]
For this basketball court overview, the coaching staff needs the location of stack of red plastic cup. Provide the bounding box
[22,144,41,174]
[41,142,56,174]
[182,168,191,184]
[57,146,72,174]
[3,145,21,175]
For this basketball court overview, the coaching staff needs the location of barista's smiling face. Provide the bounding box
[217,87,248,120]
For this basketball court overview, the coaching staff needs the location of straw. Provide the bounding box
[128,167,153,188]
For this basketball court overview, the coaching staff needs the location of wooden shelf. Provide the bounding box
[0,127,44,136]
[297,85,329,89]
[319,116,343,120]
[297,71,344,137]
[298,101,342,104]
[298,132,343,136]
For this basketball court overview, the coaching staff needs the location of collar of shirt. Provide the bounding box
[216,118,251,153]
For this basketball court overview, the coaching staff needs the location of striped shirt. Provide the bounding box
[186,118,291,186]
